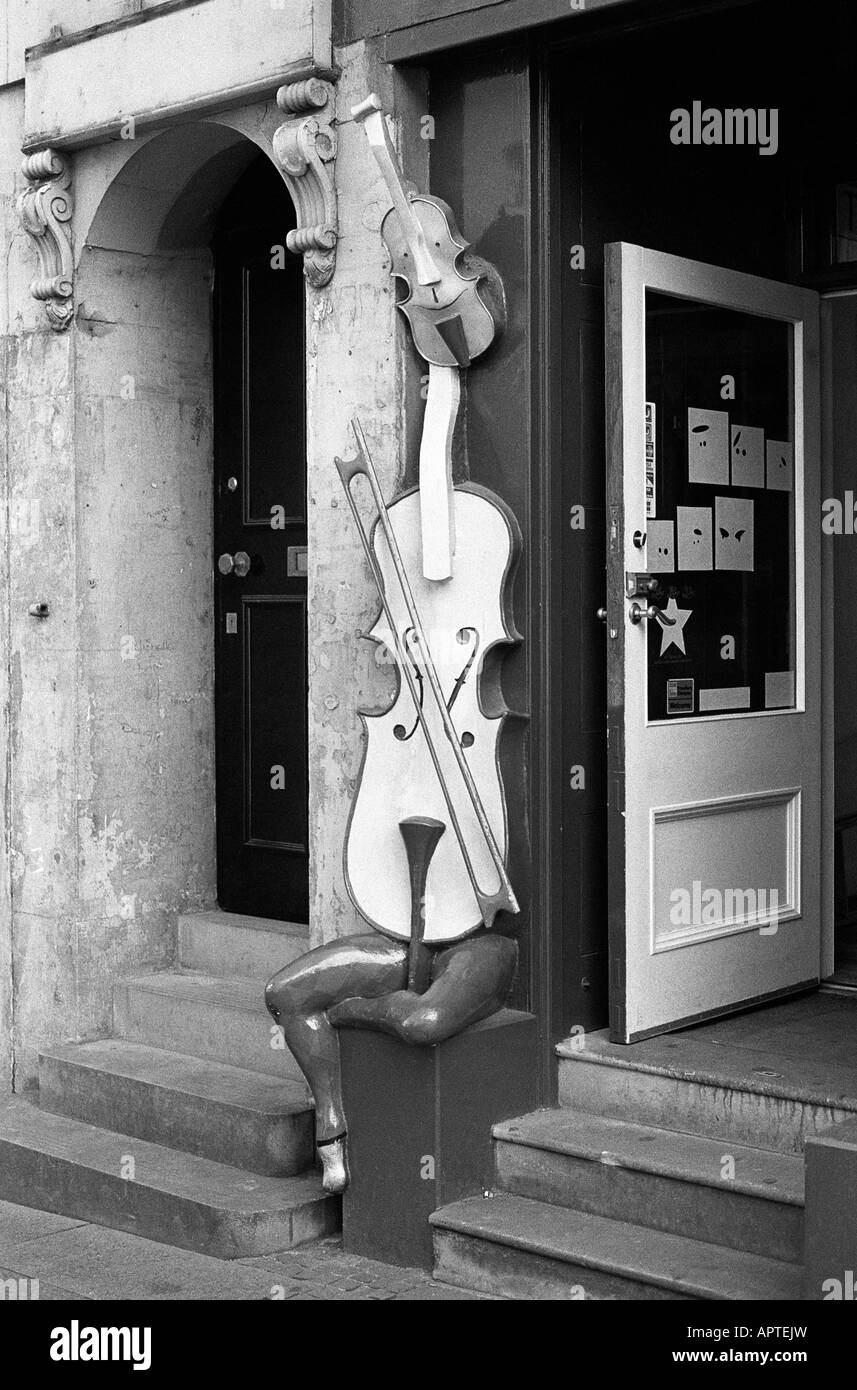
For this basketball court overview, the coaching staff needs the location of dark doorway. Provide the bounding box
[212,155,309,922]
[545,0,854,1037]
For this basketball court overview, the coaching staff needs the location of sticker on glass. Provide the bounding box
[666,678,695,715]
[677,505,713,571]
[647,519,674,573]
[687,408,729,485]
[658,597,693,656]
[730,425,765,488]
[766,440,793,492]
[715,496,754,572]
[645,402,657,518]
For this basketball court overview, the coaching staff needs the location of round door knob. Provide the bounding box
[218,551,251,577]
[629,602,659,625]
[596,606,608,624]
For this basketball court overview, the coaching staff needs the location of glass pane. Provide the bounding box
[644,291,796,721]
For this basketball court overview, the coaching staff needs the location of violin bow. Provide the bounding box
[336,418,519,930]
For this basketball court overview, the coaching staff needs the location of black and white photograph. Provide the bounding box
[0,0,855,1355]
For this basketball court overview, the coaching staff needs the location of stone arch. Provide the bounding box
[17,81,336,332]
[83,122,274,258]
[67,112,310,977]
[83,80,336,282]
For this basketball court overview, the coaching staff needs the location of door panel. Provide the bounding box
[243,595,308,850]
[605,242,821,1041]
[213,166,308,923]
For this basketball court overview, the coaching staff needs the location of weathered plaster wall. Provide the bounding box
[4,234,216,1088]
[5,320,77,1090]
[0,80,26,1092]
[305,41,426,944]
[0,14,423,1090]
[73,242,217,1012]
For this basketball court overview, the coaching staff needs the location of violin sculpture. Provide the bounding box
[350,94,504,371]
[264,98,523,1195]
[337,418,521,942]
[352,93,506,582]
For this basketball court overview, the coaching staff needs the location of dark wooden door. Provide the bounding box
[213,159,309,923]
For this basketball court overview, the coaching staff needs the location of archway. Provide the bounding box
[75,121,306,944]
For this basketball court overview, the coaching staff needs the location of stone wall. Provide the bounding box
[0,13,428,1087]
[2,228,217,1088]
[304,42,426,943]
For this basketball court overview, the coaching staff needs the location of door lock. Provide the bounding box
[625,571,660,599]
[217,551,251,577]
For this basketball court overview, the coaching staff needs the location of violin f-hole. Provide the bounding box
[394,626,479,743]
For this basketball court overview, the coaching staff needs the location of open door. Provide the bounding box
[605,243,821,1042]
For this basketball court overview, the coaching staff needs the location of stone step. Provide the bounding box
[431,1193,803,1301]
[39,1041,314,1178]
[494,1109,804,1264]
[558,1028,857,1154]
[113,972,307,1084]
[178,909,309,982]
[0,1098,338,1260]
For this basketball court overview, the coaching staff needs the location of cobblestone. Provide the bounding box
[0,1200,492,1301]
[242,1236,493,1300]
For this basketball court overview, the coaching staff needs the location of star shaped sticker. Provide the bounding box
[658,597,692,656]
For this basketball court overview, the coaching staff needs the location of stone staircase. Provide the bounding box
[428,1025,857,1299]
[0,910,338,1258]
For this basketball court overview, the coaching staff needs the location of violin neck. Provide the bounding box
[419,363,459,581]
[352,94,441,288]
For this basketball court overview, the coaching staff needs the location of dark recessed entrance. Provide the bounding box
[212,156,309,923]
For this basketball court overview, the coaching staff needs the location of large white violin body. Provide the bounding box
[343,484,521,944]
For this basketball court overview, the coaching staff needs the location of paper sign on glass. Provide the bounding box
[677,506,713,571]
[699,686,751,712]
[687,408,729,485]
[766,440,793,492]
[730,424,765,488]
[715,495,754,572]
[765,671,795,709]
[647,519,675,573]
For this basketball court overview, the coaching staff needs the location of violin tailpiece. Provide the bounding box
[435,314,471,368]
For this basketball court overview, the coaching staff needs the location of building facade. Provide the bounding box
[1,0,856,1298]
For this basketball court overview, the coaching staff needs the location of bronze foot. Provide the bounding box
[317,1133,349,1194]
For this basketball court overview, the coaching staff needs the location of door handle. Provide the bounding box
[217,551,251,578]
[629,601,675,626]
[596,606,608,624]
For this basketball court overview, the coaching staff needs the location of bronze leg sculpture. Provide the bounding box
[265,931,517,1193]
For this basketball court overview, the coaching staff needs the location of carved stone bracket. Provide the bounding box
[17,149,74,331]
[273,78,338,289]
